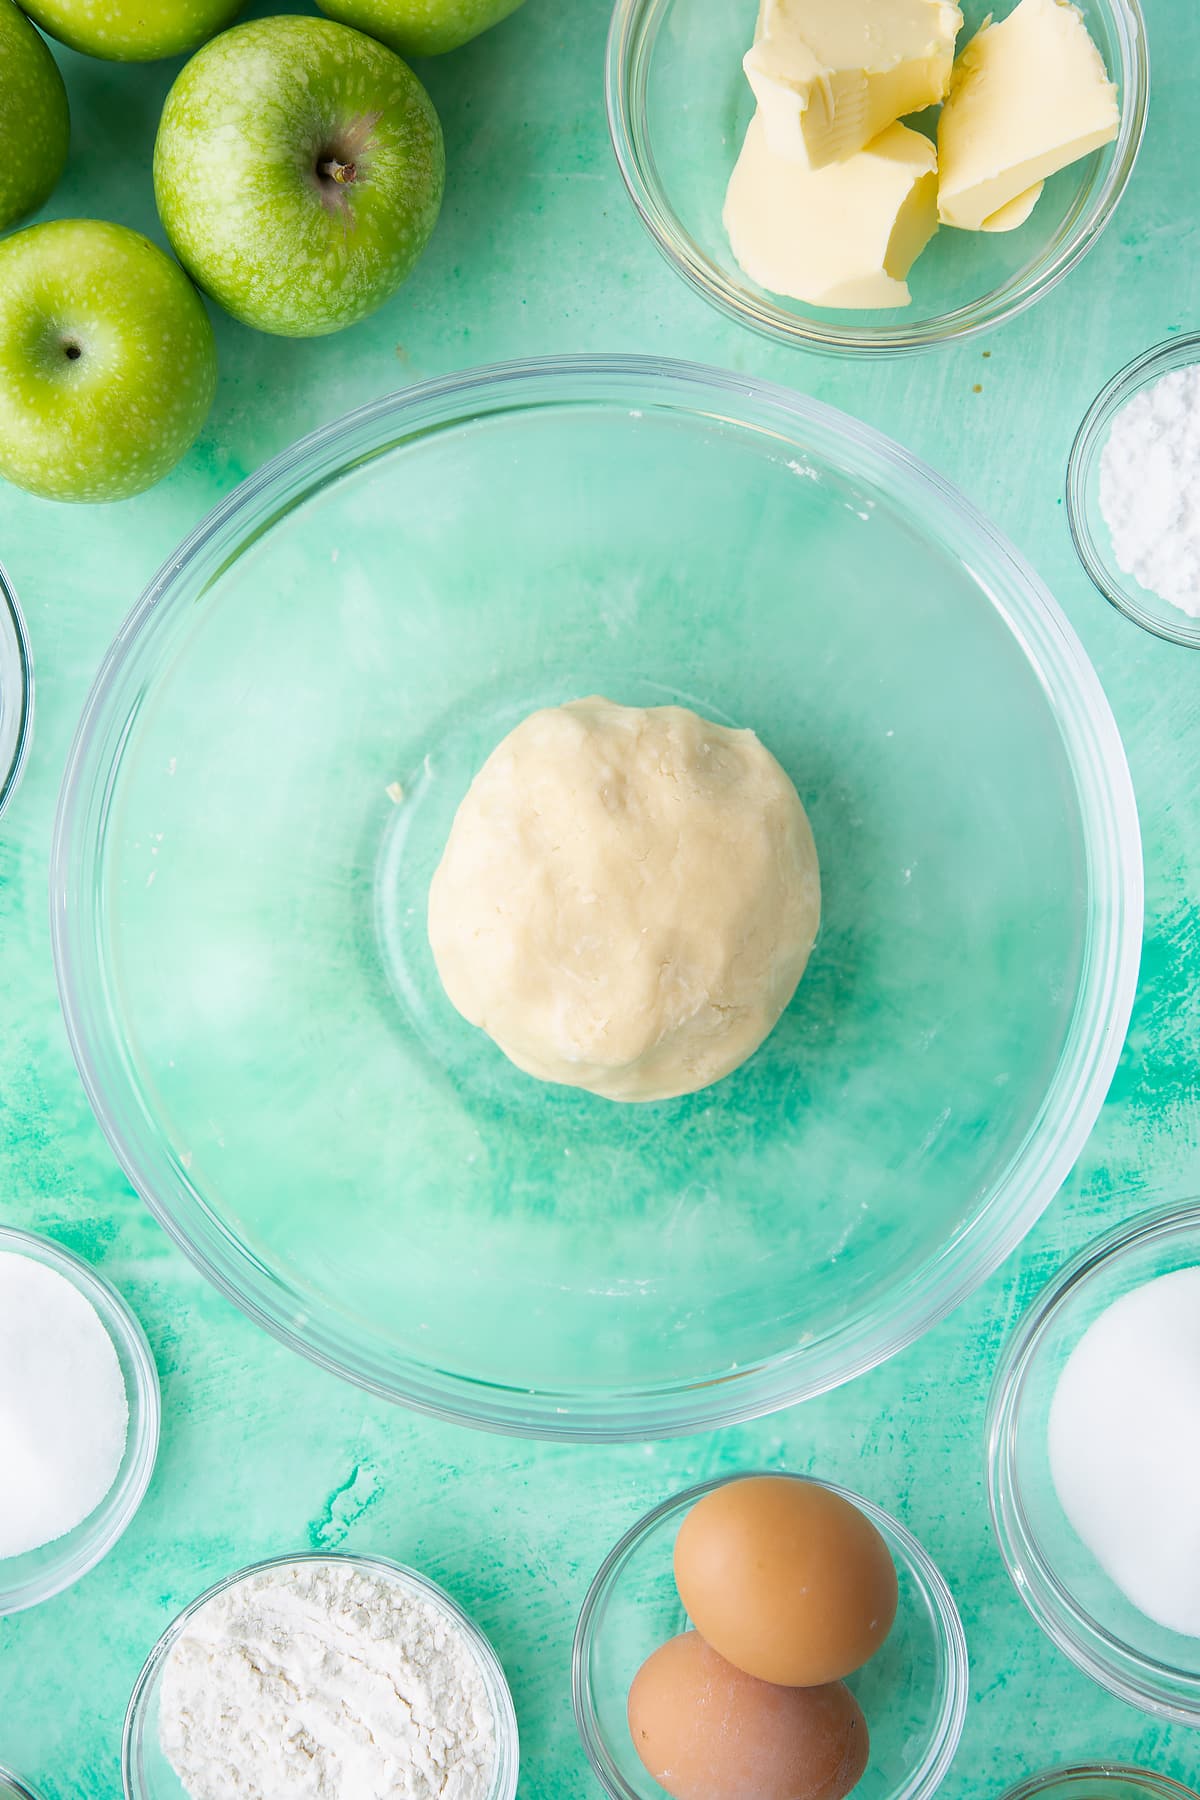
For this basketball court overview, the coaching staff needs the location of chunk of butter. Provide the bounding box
[723,115,939,309]
[938,0,1120,231]
[744,0,963,169]
[981,181,1043,231]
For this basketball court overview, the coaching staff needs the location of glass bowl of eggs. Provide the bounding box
[0,559,32,822]
[573,1472,968,1800]
[606,0,1149,355]
[998,1771,1200,1800]
[988,1200,1200,1726]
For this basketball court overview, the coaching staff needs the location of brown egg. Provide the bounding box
[674,1476,898,1687]
[627,1631,868,1800]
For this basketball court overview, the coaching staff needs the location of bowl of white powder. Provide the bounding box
[1068,335,1200,649]
[987,1200,1200,1726]
[122,1552,519,1800]
[0,1226,160,1616]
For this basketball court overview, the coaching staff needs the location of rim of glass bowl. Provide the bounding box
[52,354,1144,1442]
[0,1768,46,1800]
[605,0,1149,357]
[1066,334,1200,650]
[987,1199,1200,1726]
[999,1769,1200,1800]
[572,1472,969,1800]
[122,1551,520,1800]
[0,1225,160,1616]
[0,559,33,822]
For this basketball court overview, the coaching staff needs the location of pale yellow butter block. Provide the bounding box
[723,115,939,309]
[938,0,1120,230]
[981,181,1044,231]
[744,0,962,170]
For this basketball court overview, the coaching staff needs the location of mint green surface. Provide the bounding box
[0,1,1196,1795]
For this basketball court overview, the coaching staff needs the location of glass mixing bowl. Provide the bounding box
[0,560,32,822]
[0,1226,160,1615]
[573,1474,967,1800]
[0,1769,45,1800]
[123,1552,519,1800]
[999,1772,1199,1800]
[988,1201,1200,1725]
[53,355,1142,1440]
[606,0,1149,355]
[1067,335,1200,649]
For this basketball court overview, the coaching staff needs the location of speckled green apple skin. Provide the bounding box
[154,17,445,339]
[20,0,243,61]
[316,0,526,56]
[0,221,217,503]
[0,1,69,229]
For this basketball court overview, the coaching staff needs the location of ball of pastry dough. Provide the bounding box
[427,697,821,1103]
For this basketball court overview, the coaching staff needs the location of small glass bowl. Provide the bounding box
[1067,335,1200,648]
[0,1226,160,1616]
[123,1552,520,1800]
[999,1770,1200,1800]
[573,1473,968,1800]
[0,559,33,821]
[606,0,1149,356]
[988,1200,1200,1725]
[0,1768,46,1800]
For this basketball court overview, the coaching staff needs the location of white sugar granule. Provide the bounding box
[0,1251,129,1560]
[1049,1265,1200,1638]
[159,1559,498,1800]
[1099,362,1200,618]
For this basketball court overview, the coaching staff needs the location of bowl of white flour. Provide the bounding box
[121,1553,519,1800]
[1068,334,1200,649]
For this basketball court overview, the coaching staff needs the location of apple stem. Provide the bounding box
[318,157,357,186]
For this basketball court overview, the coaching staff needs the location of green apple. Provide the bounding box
[20,0,243,61]
[0,220,217,503]
[0,0,69,229]
[316,0,526,57]
[154,17,444,339]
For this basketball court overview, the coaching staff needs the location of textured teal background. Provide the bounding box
[1,0,1198,1794]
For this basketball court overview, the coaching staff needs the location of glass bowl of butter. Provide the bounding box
[607,0,1149,355]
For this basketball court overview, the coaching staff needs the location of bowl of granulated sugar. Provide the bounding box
[1068,334,1200,649]
[123,1552,520,1800]
[988,1200,1200,1726]
[0,1226,160,1615]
